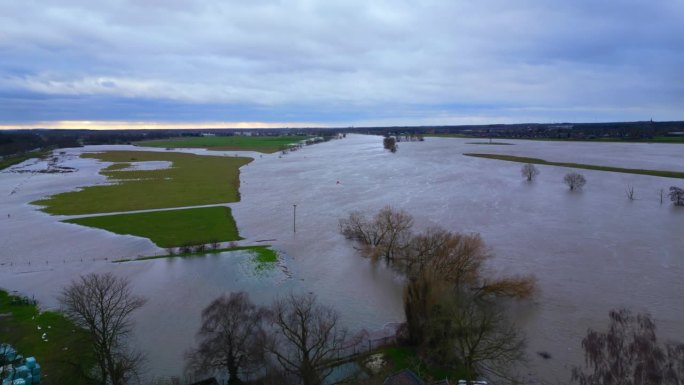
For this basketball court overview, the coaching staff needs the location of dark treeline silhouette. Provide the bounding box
[349,120,684,141]
[3,120,683,158]
[0,131,80,157]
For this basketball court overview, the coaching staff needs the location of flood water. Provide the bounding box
[1,134,683,383]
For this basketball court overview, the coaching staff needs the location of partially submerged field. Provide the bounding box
[463,153,684,179]
[65,206,241,248]
[136,135,307,153]
[0,149,52,171]
[33,151,252,215]
[0,290,94,385]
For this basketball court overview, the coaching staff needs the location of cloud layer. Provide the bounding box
[1,0,682,127]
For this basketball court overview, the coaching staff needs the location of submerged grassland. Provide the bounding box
[463,153,684,179]
[32,151,252,215]
[135,135,307,154]
[65,206,241,248]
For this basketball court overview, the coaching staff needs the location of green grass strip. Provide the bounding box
[135,135,308,154]
[0,290,95,385]
[466,142,514,145]
[32,151,252,215]
[463,153,684,179]
[65,206,241,248]
[524,136,684,144]
[113,245,276,263]
[425,133,477,139]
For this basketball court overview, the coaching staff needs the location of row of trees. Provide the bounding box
[57,269,684,385]
[523,163,684,205]
[59,273,357,385]
[185,291,359,385]
[339,206,536,382]
[522,163,587,190]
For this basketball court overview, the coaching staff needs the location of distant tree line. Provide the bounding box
[348,120,684,141]
[0,131,80,157]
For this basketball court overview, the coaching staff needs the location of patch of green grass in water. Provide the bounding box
[113,245,274,262]
[515,136,684,143]
[466,142,514,145]
[135,135,308,154]
[0,290,95,385]
[64,206,241,248]
[101,162,131,171]
[250,246,278,272]
[32,151,252,215]
[424,134,476,139]
[464,153,684,179]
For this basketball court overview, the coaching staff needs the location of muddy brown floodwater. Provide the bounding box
[1,135,682,383]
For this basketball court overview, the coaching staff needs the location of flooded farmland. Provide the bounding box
[1,134,683,382]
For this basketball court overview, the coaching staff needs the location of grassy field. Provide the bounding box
[464,153,684,179]
[136,135,307,154]
[33,151,252,215]
[65,206,241,248]
[0,290,94,385]
[649,136,684,143]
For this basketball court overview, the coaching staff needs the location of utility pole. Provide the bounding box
[293,204,297,233]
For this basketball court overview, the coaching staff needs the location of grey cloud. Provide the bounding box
[1,0,682,125]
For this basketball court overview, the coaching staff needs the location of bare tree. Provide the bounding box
[441,289,525,382]
[59,273,146,385]
[521,163,540,181]
[339,211,384,249]
[404,277,526,382]
[339,206,413,263]
[398,228,489,286]
[669,186,684,206]
[564,172,587,190]
[400,227,534,362]
[341,207,536,381]
[626,185,636,200]
[383,137,397,153]
[267,293,359,385]
[659,188,665,205]
[186,292,267,384]
[373,206,414,263]
[572,308,684,385]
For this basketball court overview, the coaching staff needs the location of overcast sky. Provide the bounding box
[1,0,682,129]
